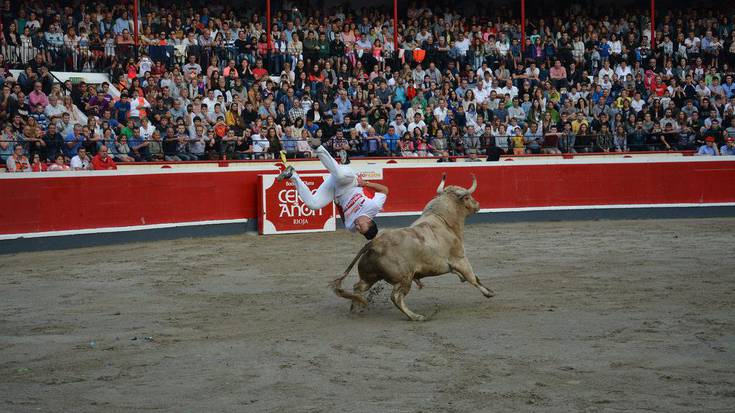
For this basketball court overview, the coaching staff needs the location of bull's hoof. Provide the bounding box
[482,288,495,298]
[410,314,426,321]
[350,301,368,313]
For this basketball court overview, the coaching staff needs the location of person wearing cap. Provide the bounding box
[277,146,388,240]
[696,136,720,156]
[720,137,735,156]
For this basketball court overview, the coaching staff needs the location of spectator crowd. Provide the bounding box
[2,1,735,172]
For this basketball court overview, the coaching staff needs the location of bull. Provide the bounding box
[329,173,494,321]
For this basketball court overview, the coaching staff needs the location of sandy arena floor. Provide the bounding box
[1,218,734,412]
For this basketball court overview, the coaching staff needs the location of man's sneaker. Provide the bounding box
[276,165,295,182]
[279,150,289,165]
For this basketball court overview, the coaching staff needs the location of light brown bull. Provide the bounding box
[330,173,494,321]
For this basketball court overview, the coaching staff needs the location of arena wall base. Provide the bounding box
[0,220,256,255]
[376,205,735,228]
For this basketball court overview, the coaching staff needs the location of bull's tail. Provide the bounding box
[329,241,373,305]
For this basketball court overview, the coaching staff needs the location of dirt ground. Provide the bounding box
[1,218,734,412]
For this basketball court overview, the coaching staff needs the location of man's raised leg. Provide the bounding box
[316,146,356,197]
[291,172,336,210]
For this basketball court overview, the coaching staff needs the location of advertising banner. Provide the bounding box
[258,174,336,235]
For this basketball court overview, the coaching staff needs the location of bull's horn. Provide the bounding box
[436,173,446,194]
[467,174,477,194]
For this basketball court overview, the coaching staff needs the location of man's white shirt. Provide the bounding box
[336,186,387,231]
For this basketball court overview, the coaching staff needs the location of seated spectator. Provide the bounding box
[6,144,31,172]
[70,147,92,170]
[91,145,117,170]
[47,154,70,171]
[437,150,454,163]
[721,137,735,156]
[128,127,150,161]
[510,126,525,155]
[464,149,482,162]
[696,136,720,156]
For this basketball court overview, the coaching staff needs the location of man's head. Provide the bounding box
[355,216,378,240]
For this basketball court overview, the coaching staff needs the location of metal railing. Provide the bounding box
[1,132,703,169]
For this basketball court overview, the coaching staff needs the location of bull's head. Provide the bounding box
[435,173,480,215]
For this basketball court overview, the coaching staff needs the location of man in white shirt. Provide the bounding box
[250,132,270,157]
[354,117,372,136]
[614,61,632,79]
[630,92,646,113]
[598,61,614,81]
[202,90,218,114]
[44,95,67,119]
[390,114,408,136]
[454,33,470,57]
[139,117,156,140]
[499,79,518,99]
[473,80,488,104]
[277,146,388,239]
[70,147,92,170]
[433,100,449,123]
[129,91,150,118]
[407,113,427,134]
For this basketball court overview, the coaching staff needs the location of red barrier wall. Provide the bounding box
[1,170,261,235]
[379,160,735,212]
[2,158,734,236]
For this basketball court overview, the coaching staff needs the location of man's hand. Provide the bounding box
[356,175,365,187]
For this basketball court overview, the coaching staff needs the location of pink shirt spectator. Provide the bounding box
[29,90,49,109]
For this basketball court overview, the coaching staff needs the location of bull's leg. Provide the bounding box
[350,279,375,313]
[451,259,495,298]
[390,279,425,321]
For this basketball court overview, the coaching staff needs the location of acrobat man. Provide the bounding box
[277,146,388,239]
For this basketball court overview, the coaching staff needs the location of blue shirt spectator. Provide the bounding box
[721,138,735,155]
[383,130,400,153]
[63,126,85,157]
[696,140,719,156]
[334,94,352,118]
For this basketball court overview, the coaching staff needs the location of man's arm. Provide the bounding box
[358,176,388,195]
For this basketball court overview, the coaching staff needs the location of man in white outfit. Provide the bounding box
[277,146,389,239]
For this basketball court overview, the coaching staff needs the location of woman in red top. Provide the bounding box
[48,154,71,171]
[308,64,325,84]
[126,58,137,80]
[30,153,47,172]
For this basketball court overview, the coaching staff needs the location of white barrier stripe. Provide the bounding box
[0,218,249,241]
[375,202,735,217]
[2,156,733,179]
